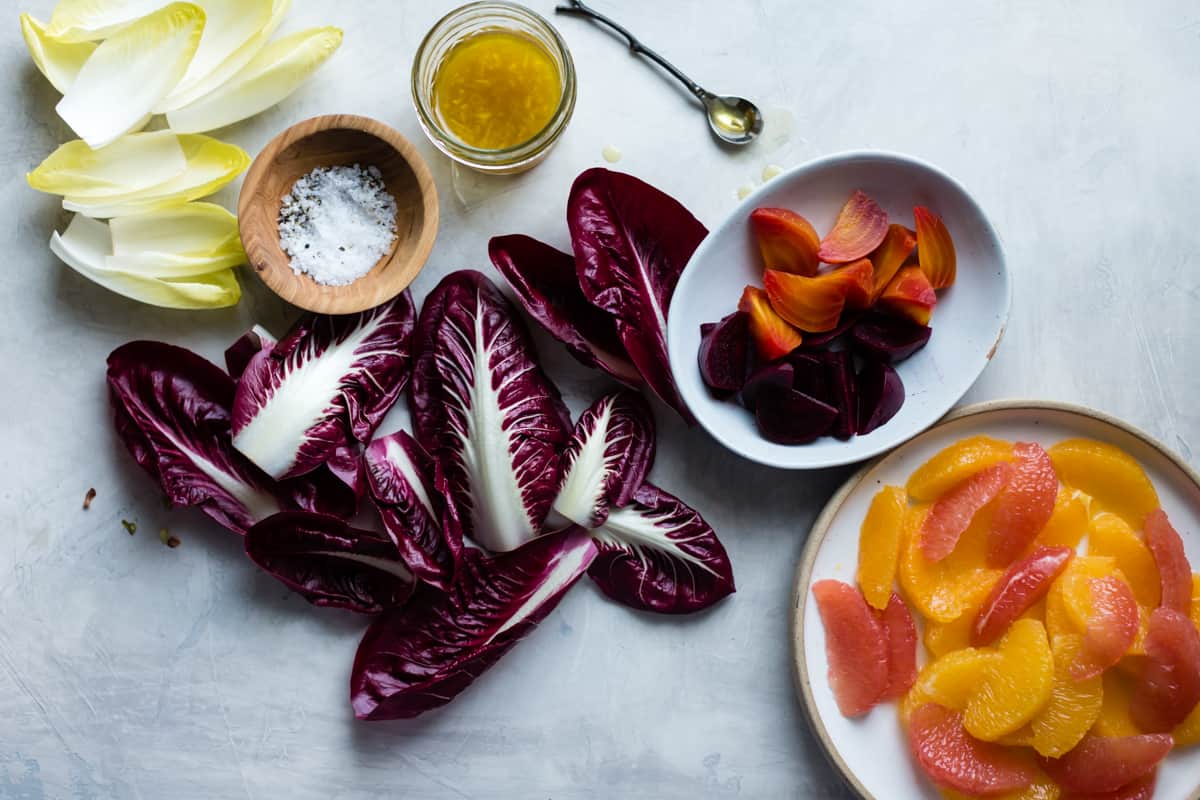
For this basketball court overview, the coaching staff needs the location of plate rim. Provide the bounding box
[788,397,1200,800]
[667,148,1012,471]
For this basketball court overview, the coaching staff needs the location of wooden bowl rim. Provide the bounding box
[237,113,439,315]
[788,398,1200,800]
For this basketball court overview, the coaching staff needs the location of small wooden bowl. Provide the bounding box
[238,114,439,314]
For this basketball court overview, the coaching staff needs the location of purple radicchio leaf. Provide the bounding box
[488,234,642,387]
[409,270,572,553]
[224,324,276,380]
[244,511,414,614]
[588,482,735,614]
[231,291,416,481]
[567,168,707,424]
[106,341,354,535]
[350,528,596,720]
[364,431,463,591]
[550,390,655,530]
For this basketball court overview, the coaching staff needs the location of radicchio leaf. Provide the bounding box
[350,528,596,720]
[231,292,416,481]
[244,511,414,614]
[364,431,463,591]
[552,391,655,529]
[224,324,276,380]
[409,270,572,553]
[588,482,735,614]
[106,341,353,534]
[488,234,642,386]
[567,168,707,424]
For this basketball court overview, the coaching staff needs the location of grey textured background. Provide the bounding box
[3,1,1198,798]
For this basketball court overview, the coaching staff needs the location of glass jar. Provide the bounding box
[411,2,577,174]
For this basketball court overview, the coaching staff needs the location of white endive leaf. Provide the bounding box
[62,134,250,218]
[51,215,241,309]
[46,0,173,41]
[106,202,245,277]
[57,3,206,148]
[28,131,186,198]
[158,0,292,112]
[155,0,274,113]
[166,27,343,133]
[20,14,96,93]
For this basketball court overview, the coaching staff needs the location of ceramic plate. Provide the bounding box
[790,400,1200,800]
[667,151,1009,469]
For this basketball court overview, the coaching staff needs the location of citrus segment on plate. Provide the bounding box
[794,401,1200,800]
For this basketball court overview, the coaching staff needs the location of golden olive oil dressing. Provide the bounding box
[431,29,562,151]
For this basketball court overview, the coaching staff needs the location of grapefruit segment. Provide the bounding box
[1144,508,1194,614]
[907,703,1037,796]
[812,579,888,717]
[921,462,1014,562]
[879,592,919,700]
[1037,734,1172,794]
[972,546,1073,646]
[1130,606,1200,732]
[989,442,1058,567]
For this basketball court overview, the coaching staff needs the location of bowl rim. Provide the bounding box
[237,113,440,315]
[667,148,1012,470]
[787,398,1200,800]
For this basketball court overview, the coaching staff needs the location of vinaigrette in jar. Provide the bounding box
[431,29,562,151]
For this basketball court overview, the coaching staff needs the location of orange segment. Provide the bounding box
[1093,669,1139,737]
[1047,438,1159,528]
[1191,573,1200,631]
[1026,634,1103,757]
[907,436,1014,502]
[901,647,1001,722]
[857,485,907,610]
[1029,489,1089,552]
[901,504,1003,623]
[1087,512,1161,607]
[1045,555,1117,640]
[964,618,1054,741]
[1175,692,1200,747]
[925,607,979,658]
[941,778,1060,800]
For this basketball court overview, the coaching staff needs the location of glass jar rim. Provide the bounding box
[411,1,576,169]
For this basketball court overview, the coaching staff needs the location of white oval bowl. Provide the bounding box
[791,400,1200,800]
[667,151,1010,469]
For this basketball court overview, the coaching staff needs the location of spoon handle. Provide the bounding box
[555,0,710,100]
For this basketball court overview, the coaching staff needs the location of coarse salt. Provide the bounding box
[278,163,398,286]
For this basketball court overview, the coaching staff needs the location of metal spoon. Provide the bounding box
[555,0,763,145]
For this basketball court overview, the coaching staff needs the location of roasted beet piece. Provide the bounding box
[856,359,904,435]
[801,311,862,350]
[786,352,831,403]
[698,312,751,395]
[822,350,858,440]
[755,385,839,444]
[740,362,794,411]
[851,312,932,364]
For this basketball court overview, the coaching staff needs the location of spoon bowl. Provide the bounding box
[704,94,763,145]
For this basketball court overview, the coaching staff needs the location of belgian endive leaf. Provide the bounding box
[28,131,187,199]
[154,0,273,113]
[20,14,96,94]
[51,214,241,309]
[62,134,250,218]
[551,391,655,530]
[588,482,734,614]
[46,0,173,41]
[57,3,206,149]
[166,27,343,134]
[106,202,245,277]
